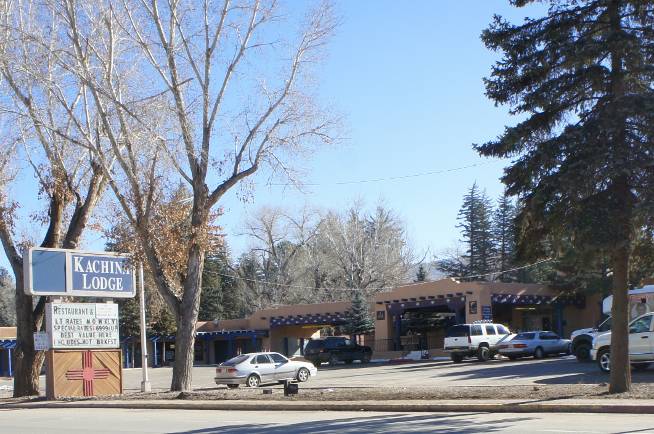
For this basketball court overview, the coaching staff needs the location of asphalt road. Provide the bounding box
[3,356,654,396]
[0,408,653,433]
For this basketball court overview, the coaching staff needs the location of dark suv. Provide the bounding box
[304,337,373,366]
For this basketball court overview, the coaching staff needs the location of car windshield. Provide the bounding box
[446,325,469,337]
[514,332,536,340]
[221,355,250,366]
[597,317,611,332]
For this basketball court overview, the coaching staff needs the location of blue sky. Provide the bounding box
[216,0,545,259]
[2,1,547,272]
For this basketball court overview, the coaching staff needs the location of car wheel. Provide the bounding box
[451,353,463,363]
[361,353,371,364]
[226,384,240,389]
[311,360,321,368]
[631,363,650,371]
[534,347,545,359]
[296,367,310,382]
[329,354,339,366]
[575,343,591,362]
[246,374,261,388]
[344,359,353,365]
[508,355,518,361]
[598,348,611,373]
[477,346,490,362]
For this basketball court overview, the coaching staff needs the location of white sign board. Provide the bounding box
[34,332,50,351]
[46,303,120,349]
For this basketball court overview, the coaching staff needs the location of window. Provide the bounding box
[342,339,352,347]
[376,310,386,321]
[471,325,483,336]
[485,325,496,335]
[223,355,249,366]
[514,332,535,340]
[597,317,612,332]
[496,325,509,335]
[446,325,469,337]
[539,332,557,340]
[304,340,324,351]
[269,353,288,364]
[255,354,272,364]
[325,338,344,349]
[630,315,653,334]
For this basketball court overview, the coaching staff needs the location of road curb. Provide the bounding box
[3,400,653,414]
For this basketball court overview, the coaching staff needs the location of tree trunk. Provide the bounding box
[12,274,45,397]
[170,314,196,391]
[609,245,631,393]
[170,223,206,391]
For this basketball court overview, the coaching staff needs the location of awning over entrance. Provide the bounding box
[491,293,585,308]
[270,312,348,328]
[196,330,268,339]
[386,296,466,314]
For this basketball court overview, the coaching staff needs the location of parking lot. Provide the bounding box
[3,355,653,397]
[121,356,654,392]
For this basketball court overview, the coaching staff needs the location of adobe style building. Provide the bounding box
[185,279,602,365]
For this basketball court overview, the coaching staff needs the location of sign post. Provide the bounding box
[139,264,151,392]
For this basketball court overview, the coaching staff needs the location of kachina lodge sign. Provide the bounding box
[24,247,136,297]
[23,247,141,398]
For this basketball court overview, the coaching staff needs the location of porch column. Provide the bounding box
[153,340,158,367]
[393,314,401,351]
[555,304,564,336]
[7,348,12,377]
[228,336,234,358]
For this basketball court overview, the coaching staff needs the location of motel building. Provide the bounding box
[133,279,603,367]
[0,279,603,375]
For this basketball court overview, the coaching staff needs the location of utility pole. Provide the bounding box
[139,264,151,392]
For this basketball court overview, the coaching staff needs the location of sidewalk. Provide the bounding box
[3,398,654,414]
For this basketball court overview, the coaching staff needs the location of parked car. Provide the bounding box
[304,336,372,366]
[444,321,511,363]
[498,331,571,360]
[214,352,317,388]
[591,312,654,373]
[570,316,612,362]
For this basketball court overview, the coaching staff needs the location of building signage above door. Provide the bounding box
[24,247,136,298]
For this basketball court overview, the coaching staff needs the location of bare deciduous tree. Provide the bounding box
[0,0,108,397]
[52,0,338,391]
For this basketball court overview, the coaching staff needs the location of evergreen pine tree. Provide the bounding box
[493,191,517,282]
[479,0,654,393]
[415,264,427,282]
[343,290,375,336]
[451,183,495,280]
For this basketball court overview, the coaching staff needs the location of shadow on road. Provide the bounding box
[165,412,536,434]
[431,357,654,384]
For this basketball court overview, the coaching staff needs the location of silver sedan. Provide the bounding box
[498,331,571,360]
[215,352,318,388]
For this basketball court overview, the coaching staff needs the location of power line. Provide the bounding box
[203,257,554,293]
[267,162,491,187]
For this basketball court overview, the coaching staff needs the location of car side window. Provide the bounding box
[343,339,352,346]
[539,332,554,340]
[630,315,653,334]
[496,325,509,334]
[256,355,272,364]
[269,353,287,364]
[471,325,483,336]
[485,325,496,335]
